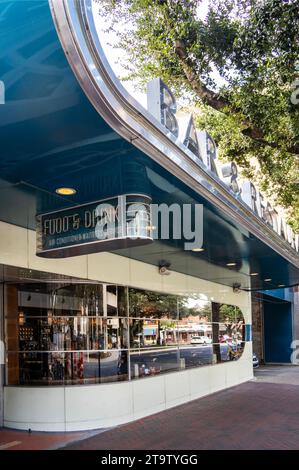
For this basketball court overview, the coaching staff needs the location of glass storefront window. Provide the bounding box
[213,341,246,363]
[5,283,247,386]
[178,344,214,369]
[7,350,128,385]
[129,319,179,348]
[106,285,128,316]
[17,316,129,351]
[178,296,212,321]
[128,288,178,319]
[130,348,180,379]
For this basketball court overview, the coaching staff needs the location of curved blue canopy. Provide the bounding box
[0,0,298,291]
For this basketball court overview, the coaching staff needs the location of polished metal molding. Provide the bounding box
[49,0,298,268]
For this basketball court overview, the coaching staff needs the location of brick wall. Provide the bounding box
[251,293,264,363]
[293,286,299,344]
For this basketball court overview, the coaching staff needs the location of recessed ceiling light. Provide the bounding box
[55,187,77,196]
[192,248,205,252]
[250,272,259,276]
[264,278,272,282]
[278,284,285,287]
[226,262,236,267]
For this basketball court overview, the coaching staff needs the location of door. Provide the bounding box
[264,299,292,363]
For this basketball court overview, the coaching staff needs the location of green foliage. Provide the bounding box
[219,304,243,322]
[128,289,212,318]
[128,289,179,317]
[96,0,299,229]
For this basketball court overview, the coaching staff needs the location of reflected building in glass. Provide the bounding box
[6,283,245,386]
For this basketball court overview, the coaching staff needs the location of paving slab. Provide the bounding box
[0,428,99,451]
[63,379,299,450]
[2,366,299,450]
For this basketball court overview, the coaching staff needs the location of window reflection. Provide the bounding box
[129,319,178,348]
[178,296,212,321]
[106,285,127,316]
[5,283,247,386]
[130,349,180,379]
[9,350,128,385]
[128,288,178,319]
[179,345,213,369]
[214,341,246,363]
[18,317,128,351]
[14,283,104,317]
[53,284,104,316]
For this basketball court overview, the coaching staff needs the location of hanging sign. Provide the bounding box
[36,194,153,258]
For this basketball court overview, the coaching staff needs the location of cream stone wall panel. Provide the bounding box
[189,365,211,400]
[208,363,229,393]
[164,369,190,407]
[65,381,133,429]
[87,252,131,285]
[4,386,65,431]
[132,375,166,418]
[128,258,164,293]
[28,229,88,279]
[161,269,188,295]
[0,222,28,268]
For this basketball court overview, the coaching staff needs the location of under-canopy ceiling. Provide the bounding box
[0,0,298,291]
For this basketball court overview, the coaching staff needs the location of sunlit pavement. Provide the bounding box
[254,365,299,386]
[0,429,100,451]
[63,366,299,450]
[1,366,299,450]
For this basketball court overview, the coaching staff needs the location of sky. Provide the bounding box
[92,0,211,108]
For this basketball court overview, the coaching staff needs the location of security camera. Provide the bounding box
[158,260,171,275]
[233,283,241,293]
[159,266,171,275]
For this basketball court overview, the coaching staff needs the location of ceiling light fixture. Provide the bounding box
[226,262,236,267]
[250,272,259,276]
[264,278,272,282]
[192,248,205,252]
[55,187,77,196]
[278,284,285,287]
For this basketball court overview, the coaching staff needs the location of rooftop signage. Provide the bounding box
[36,194,153,258]
[48,0,298,264]
[147,78,298,254]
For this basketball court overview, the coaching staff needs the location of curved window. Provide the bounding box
[5,283,246,386]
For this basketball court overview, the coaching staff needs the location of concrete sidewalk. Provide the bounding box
[0,428,99,451]
[1,366,299,450]
[63,379,299,450]
[254,364,299,385]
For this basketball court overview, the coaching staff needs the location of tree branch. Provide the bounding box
[174,39,299,156]
[175,40,229,111]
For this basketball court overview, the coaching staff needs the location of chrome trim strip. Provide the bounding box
[49,0,298,268]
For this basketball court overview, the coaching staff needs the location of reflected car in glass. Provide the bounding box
[253,353,259,368]
[190,335,212,345]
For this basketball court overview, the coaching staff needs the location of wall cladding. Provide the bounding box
[251,293,264,363]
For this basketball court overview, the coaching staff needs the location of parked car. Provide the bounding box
[253,353,259,368]
[190,335,212,345]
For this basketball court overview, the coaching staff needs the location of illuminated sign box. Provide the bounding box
[36,194,153,258]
